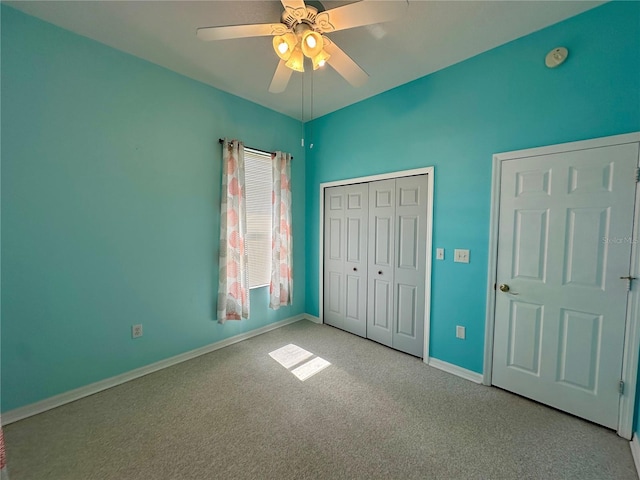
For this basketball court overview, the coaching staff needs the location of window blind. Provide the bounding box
[244,149,272,288]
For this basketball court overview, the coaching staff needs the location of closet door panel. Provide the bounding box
[324,187,346,330]
[343,183,368,337]
[393,175,428,357]
[367,179,396,348]
[397,283,418,337]
[372,278,392,329]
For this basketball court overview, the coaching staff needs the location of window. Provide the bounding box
[244,149,272,288]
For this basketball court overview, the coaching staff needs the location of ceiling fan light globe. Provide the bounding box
[272,33,297,61]
[301,31,323,58]
[312,50,331,70]
[285,46,305,73]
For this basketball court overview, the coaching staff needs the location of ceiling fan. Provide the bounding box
[196,0,405,93]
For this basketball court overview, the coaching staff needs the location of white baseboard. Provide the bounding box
[304,314,322,324]
[427,357,484,384]
[2,314,307,425]
[631,435,640,478]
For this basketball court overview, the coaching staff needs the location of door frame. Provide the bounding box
[483,132,640,439]
[319,167,434,361]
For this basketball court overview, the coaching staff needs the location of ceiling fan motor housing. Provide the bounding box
[282,5,319,30]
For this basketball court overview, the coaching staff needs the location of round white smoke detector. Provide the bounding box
[545,47,569,68]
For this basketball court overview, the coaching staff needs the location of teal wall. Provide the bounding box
[1,6,305,412]
[305,1,640,376]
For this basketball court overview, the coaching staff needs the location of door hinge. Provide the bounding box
[620,380,625,395]
[494,283,497,290]
[620,276,636,291]
[635,168,640,183]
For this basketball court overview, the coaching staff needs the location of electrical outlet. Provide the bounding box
[454,249,470,263]
[436,248,444,260]
[132,324,143,338]
[456,326,466,339]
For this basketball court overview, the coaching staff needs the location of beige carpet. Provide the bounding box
[3,320,637,479]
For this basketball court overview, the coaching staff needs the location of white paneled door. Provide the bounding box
[393,175,428,356]
[368,176,427,357]
[492,142,640,429]
[324,174,428,357]
[324,184,369,337]
[367,179,396,348]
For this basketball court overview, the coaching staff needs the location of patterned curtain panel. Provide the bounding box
[269,151,293,309]
[217,140,250,322]
[0,420,8,480]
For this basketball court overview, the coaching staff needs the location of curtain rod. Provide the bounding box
[218,138,293,160]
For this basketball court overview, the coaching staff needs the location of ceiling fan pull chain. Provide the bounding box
[309,69,314,149]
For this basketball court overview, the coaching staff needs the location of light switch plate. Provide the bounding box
[454,249,470,263]
[456,326,466,339]
[436,248,444,260]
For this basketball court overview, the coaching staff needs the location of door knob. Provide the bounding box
[499,284,518,295]
[378,271,383,275]
[353,267,357,272]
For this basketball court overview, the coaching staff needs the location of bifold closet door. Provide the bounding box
[392,175,427,357]
[324,175,428,357]
[323,184,368,337]
[367,175,427,357]
[367,179,396,348]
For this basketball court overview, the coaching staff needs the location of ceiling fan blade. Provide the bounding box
[324,41,369,87]
[280,0,306,10]
[197,23,288,41]
[316,0,406,33]
[269,60,294,93]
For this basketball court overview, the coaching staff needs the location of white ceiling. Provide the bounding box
[5,0,605,121]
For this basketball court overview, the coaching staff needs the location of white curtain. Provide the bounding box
[217,139,250,322]
[269,151,293,309]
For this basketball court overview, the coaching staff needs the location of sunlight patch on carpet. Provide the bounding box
[291,357,331,381]
[269,344,313,369]
[269,344,331,381]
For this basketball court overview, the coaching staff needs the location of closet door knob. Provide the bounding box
[378,271,383,275]
[353,267,357,272]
